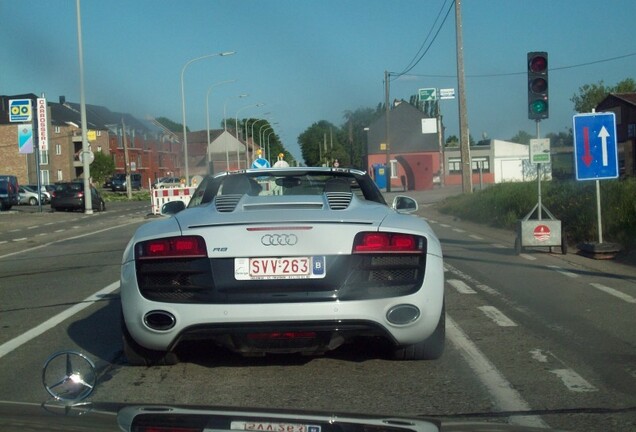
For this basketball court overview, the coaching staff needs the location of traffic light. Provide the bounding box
[527,51,548,120]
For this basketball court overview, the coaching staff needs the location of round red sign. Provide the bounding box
[533,224,551,241]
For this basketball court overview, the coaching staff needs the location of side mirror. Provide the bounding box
[161,200,186,215]
[392,195,418,214]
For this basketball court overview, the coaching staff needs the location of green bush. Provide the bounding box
[99,189,151,202]
[438,178,636,250]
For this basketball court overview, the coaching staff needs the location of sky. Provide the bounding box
[2,0,636,162]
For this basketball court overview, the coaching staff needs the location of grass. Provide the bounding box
[437,177,636,251]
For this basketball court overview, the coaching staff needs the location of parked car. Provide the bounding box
[24,185,51,203]
[120,167,444,365]
[0,174,19,211]
[19,186,49,205]
[111,173,142,191]
[152,176,182,188]
[50,182,106,212]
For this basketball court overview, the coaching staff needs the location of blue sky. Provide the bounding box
[2,0,635,162]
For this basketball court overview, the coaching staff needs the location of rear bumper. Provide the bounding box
[120,254,444,353]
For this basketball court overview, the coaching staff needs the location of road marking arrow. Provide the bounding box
[582,127,593,167]
[598,126,610,166]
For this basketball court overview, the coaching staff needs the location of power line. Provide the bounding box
[397,0,452,76]
[394,52,636,79]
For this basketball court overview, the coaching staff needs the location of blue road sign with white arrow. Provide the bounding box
[572,112,618,181]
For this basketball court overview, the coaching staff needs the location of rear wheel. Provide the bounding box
[28,197,38,206]
[121,317,178,366]
[393,301,445,360]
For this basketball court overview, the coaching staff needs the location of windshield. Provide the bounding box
[2,2,636,432]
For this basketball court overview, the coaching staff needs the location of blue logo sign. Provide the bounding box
[312,256,325,276]
[9,99,32,122]
[573,112,618,181]
[251,158,270,169]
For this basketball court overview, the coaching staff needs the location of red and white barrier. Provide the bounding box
[151,187,196,215]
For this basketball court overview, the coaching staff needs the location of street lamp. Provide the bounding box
[235,103,265,169]
[181,51,235,185]
[223,94,248,170]
[266,130,276,164]
[206,79,236,175]
[76,0,92,214]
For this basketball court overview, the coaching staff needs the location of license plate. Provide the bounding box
[230,421,321,432]
[234,256,326,280]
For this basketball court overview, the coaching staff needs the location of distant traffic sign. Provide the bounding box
[9,99,32,122]
[418,88,436,102]
[573,112,618,180]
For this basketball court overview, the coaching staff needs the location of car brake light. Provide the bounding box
[353,232,422,253]
[136,236,207,259]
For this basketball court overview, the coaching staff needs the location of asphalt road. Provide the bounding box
[0,195,634,431]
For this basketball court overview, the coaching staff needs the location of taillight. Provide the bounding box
[135,236,207,260]
[353,232,423,253]
[77,191,84,198]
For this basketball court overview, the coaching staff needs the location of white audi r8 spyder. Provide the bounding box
[120,168,444,365]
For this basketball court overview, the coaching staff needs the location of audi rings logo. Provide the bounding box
[261,234,298,246]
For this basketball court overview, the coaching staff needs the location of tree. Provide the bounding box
[509,130,533,145]
[155,116,187,132]
[571,78,636,113]
[91,151,115,186]
[445,135,459,147]
[298,121,342,167]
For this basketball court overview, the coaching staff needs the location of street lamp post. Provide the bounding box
[266,130,276,164]
[206,79,236,175]
[223,94,248,170]
[259,125,273,161]
[75,0,92,214]
[181,51,235,185]
[235,103,264,169]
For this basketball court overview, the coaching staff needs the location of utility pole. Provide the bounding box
[384,70,391,192]
[122,118,132,199]
[455,0,472,193]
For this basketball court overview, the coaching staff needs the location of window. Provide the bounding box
[40,170,50,185]
[472,158,490,173]
[97,145,102,152]
[40,150,49,165]
[55,126,61,133]
[57,170,63,181]
[55,144,62,155]
[97,130,102,136]
[448,158,462,174]
[390,160,398,179]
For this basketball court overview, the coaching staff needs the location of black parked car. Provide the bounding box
[50,182,106,212]
[111,173,141,191]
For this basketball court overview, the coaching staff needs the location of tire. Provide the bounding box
[121,317,178,366]
[29,197,38,206]
[393,301,445,361]
[100,200,106,212]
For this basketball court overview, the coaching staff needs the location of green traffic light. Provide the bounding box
[530,100,547,113]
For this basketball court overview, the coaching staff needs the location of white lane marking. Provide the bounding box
[520,254,536,261]
[9,229,20,233]
[549,369,598,392]
[453,228,466,233]
[530,348,549,363]
[547,265,578,278]
[427,219,438,224]
[27,225,39,230]
[439,223,450,228]
[0,282,119,359]
[0,219,141,260]
[469,234,484,240]
[36,233,47,237]
[13,238,27,242]
[447,316,548,428]
[492,243,506,249]
[0,241,6,245]
[590,283,636,304]
[445,263,501,297]
[44,222,54,226]
[54,229,65,233]
[478,305,517,327]
[448,279,477,294]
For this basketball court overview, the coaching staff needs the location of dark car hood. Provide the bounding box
[0,401,565,432]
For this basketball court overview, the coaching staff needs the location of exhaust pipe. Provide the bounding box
[144,311,176,331]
